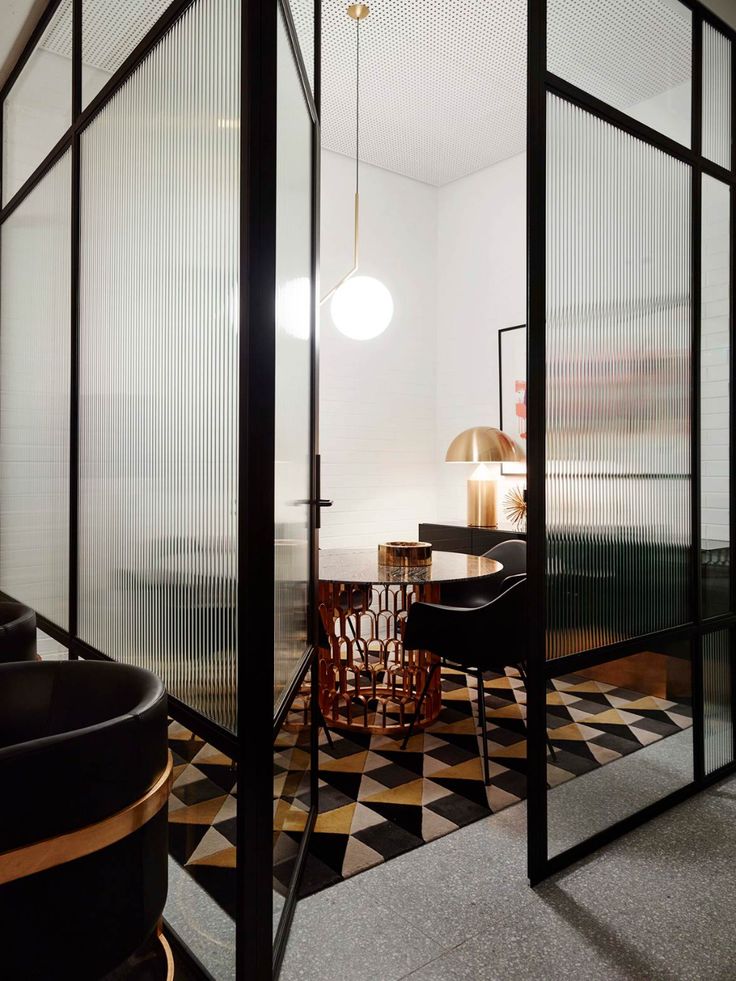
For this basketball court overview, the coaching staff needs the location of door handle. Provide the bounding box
[317,499,333,508]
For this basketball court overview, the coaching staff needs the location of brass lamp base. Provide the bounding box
[467,478,497,527]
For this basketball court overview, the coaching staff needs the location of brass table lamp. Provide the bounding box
[446,427,525,527]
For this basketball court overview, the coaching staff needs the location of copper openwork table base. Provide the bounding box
[317,549,502,737]
[318,579,443,736]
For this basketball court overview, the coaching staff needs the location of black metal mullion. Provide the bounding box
[692,13,705,783]
[308,0,323,865]
[238,0,277,977]
[526,0,548,887]
[547,72,699,166]
[69,0,81,653]
[0,130,73,225]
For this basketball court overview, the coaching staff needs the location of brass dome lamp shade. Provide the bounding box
[446,427,525,527]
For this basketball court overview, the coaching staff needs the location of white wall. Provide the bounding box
[319,149,528,544]
[434,153,527,523]
[319,150,439,547]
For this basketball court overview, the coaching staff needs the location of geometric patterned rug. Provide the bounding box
[166,666,692,915]
[274,665,692,898]
[166,721,238,918]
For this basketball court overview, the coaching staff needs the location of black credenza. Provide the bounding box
[418,522,526,556]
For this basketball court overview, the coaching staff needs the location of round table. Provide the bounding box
[317,549,502,736]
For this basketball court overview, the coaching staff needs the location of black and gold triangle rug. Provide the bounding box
[166,666,692,917]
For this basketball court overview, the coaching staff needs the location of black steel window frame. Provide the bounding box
[0,1,322,979]
[527,0,736,885]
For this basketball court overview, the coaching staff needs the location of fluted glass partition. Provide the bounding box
[703,629,734,773]
[78,0,240,730]
[701,175,730,618]
[2,0,72,206]
[546,95,692,660]
[548,0,692,147]
[273,10,313,709]
[82,0,172,107]
[703,24,732,170]
[0,153,71,627]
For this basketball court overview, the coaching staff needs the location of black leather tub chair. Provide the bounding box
[0,660,171,979]
[0,601,37,663]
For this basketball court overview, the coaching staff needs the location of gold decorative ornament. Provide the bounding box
[503,485,527,529]
[378,541,432,567]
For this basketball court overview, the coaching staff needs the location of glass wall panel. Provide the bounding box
[548,0,692,147]
[82,0,172,108]
[703,23,732,170]
[287,1,315,96]
[0,152,70,627]
[274,9,313,710]
[546,95,691,660]
[78,0,240,735]
[547,642,694,857]
[703,629,734,773]
[701,175,730,618]
[2,0,72,205]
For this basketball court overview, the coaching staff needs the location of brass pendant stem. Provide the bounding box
[320,192,360,305]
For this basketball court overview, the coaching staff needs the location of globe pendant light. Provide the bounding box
[320,3,394,340]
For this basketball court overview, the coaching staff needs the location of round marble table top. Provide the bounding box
[318,548,502,585]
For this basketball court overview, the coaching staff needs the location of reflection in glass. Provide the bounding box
[547,642,693,858]
[703,23,732,170]
[701,175,730,618]
[78,0,239,732]
[2,0,72,205]
[273,690,312,938]
[703,629,734,774]
[548,0,692,147]
[0,152,71,627]
[546,95,691,660]
[274,10,313,707]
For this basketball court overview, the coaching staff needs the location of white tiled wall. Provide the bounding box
[319,151,439,547]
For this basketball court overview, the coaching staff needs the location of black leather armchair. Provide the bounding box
[0,660,171,979]
[0,601,37,663]
[402,578,554,783]
[439,539,526,608]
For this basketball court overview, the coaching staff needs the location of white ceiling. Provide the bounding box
[294,0,733,187]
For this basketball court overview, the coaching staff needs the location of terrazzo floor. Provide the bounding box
[280,768,736,981]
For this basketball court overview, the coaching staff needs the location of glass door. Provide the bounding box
[272,1,320,975]
[239,1,320,976]
[526,0,736,882]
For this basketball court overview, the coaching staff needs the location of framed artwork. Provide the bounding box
[498,324,527,475]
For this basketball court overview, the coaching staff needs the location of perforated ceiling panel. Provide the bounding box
[290,0,693,187]
[292,0,527,187]
[41,0,170,73]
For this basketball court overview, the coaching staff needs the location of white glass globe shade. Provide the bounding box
[330,275,394,340]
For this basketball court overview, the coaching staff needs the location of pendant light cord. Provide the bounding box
[356,18,360,196]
